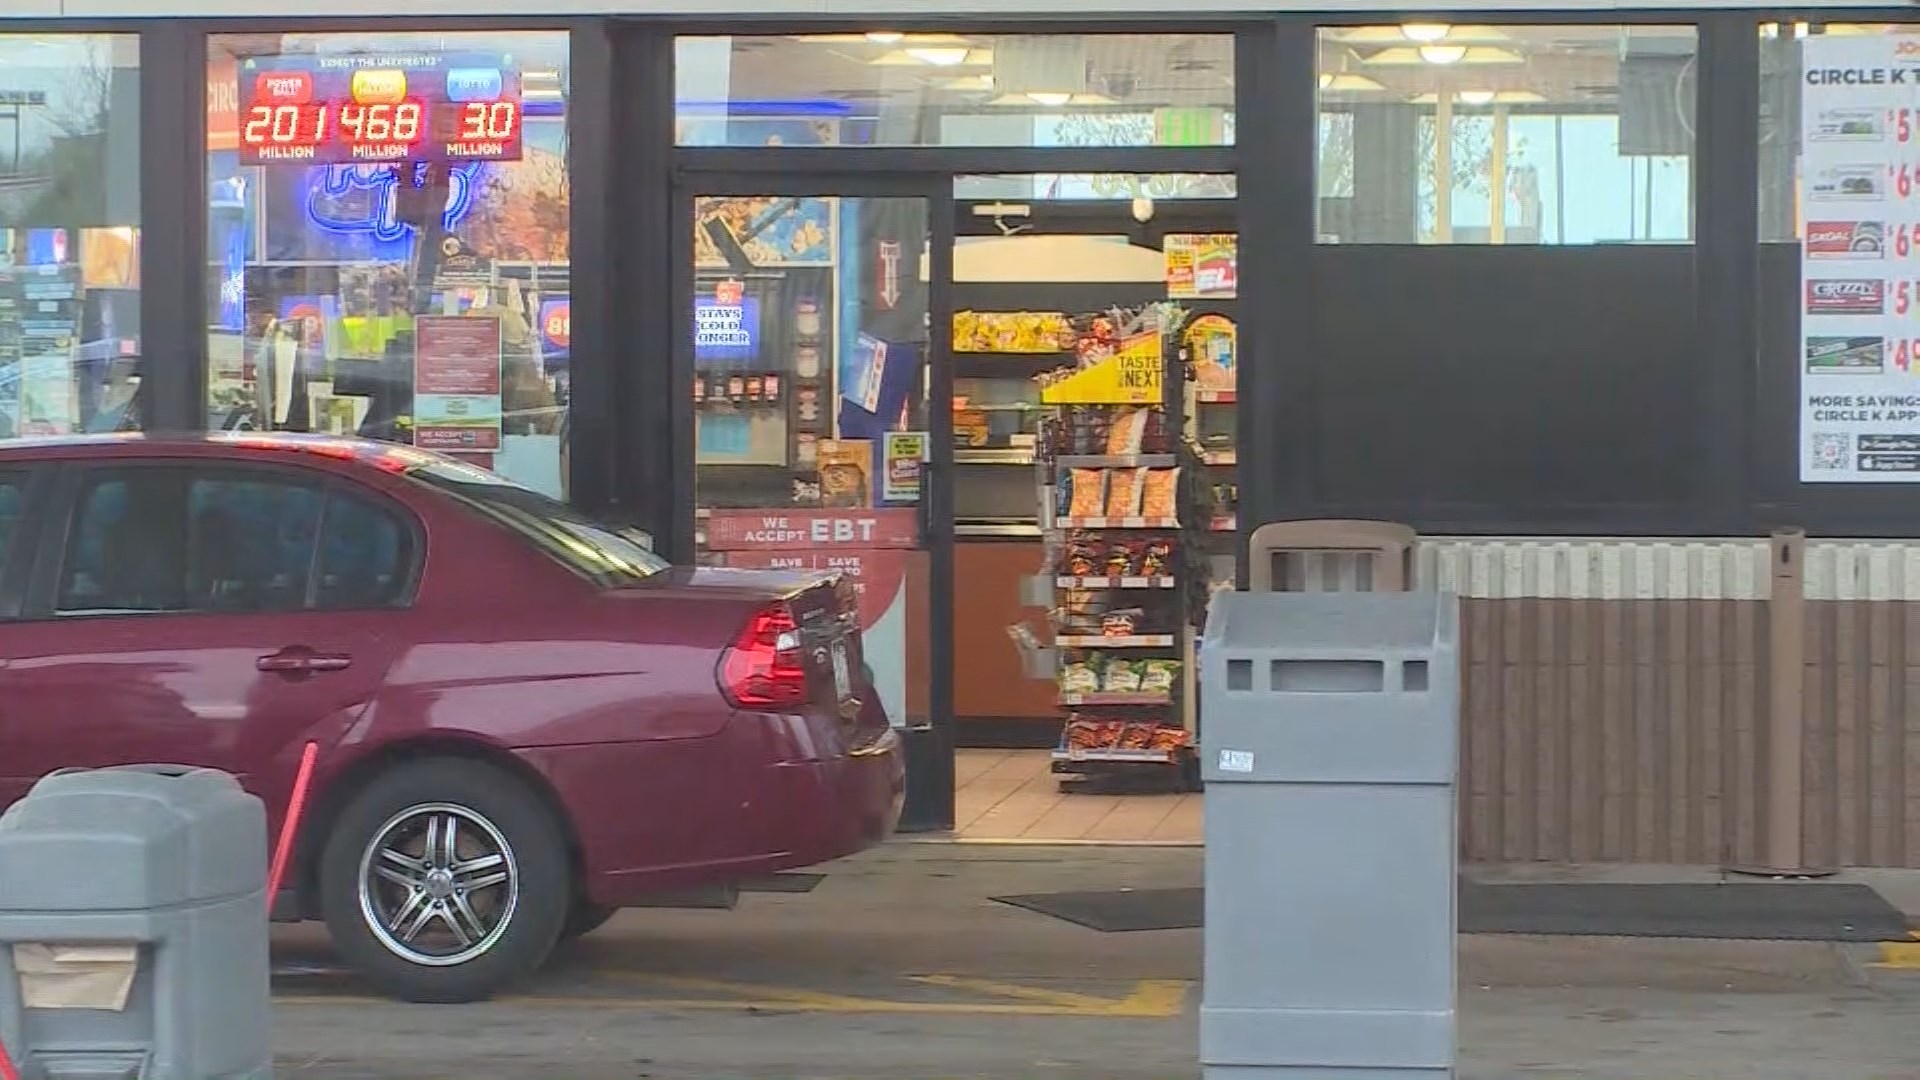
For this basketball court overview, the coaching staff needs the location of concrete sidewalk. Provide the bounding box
[270,844,1920,1080]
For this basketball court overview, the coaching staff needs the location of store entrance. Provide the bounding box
[678,176,957,831]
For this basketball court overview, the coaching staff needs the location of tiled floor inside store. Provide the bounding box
[951,748,1202,843]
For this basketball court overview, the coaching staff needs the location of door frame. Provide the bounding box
[670,170,959,832]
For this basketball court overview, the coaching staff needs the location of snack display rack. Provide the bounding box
[1035,303,1206,791]
[1166,233,1240,590]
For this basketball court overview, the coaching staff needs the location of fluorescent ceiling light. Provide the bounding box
[1328,25,1511,44]
[907,46,972,65]
[988,92,1114,107]
[793,31,964,44]
[1318,73,1386,92]
[871,46,989,66]
[1400,22,1451,43]
[1409,89,1548,105]
[1362,45,1522,66]
[944,74,995,91]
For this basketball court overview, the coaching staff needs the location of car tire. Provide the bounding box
[561,902,618,941]
[317,757,571,1004]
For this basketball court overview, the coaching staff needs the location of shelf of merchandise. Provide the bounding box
[1055,575,1177,589]
[1056,516,1183,530]
[1054,634,1179,648]
[1057,691,1176,707]
[1036,305,1202,792]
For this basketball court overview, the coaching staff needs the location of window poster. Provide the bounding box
[1799,36,1920,481]
[413,315,503,457]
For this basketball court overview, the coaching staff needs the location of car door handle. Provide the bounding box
[257,650,352,674]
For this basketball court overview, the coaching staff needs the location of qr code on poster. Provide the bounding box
[1811,432,1851,471]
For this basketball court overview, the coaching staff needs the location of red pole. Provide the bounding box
[0,1035,19,1080]
[267,741,321,911]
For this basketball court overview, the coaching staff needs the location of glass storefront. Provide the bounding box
[0,34,142,440]
[204,31,571,497]
[0,11,1899,835]
[1316,23,1697,244]
[675,32,1234,148]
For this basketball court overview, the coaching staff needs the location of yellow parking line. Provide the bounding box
[910,975,1187,1017]
[276,975,1191,1017]
[1872,931,1920,969]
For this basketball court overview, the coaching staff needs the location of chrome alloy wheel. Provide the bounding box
[356,802,521,967]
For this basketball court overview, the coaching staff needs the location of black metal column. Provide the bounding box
[1695,14,1762,534]
[899,178,957,834]
[1235,20,1318,577]
[138,23,208,433]
[565,20,617,517]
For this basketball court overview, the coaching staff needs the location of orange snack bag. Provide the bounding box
[1068,468,1108,518]
[1141,468,1179,519]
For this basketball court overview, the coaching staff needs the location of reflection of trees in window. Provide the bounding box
[1048,111,1237,199]
[1415,115,1513,240]
[19,43,113,226]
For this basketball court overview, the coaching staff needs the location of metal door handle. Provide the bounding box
[258,651,352,673]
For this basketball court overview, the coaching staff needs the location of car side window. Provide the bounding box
[314,491,409,610]
[186,474,323,614]
[0,472,25,571]
[58,472,191,615]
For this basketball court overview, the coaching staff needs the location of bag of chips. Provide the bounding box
[1102,661,1143,693]
[1106,408,1150,455]
[1141,467,1179,519]
[1059,662,1101,696]
[1105,468,1145,518]
[1139,659,1180,695]
[1068,468,1107,518]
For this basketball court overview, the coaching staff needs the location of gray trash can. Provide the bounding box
[0,766,272,1080]
[1199,590,1459,1080]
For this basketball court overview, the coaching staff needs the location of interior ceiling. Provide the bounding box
[711,32,1235,110]
[1316,25,1695,104]
[705,25,1692,113]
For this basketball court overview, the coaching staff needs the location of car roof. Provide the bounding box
[0,431,428,470]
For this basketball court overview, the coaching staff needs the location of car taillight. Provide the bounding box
[717,602,809,710]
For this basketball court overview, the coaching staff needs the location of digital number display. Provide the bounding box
[237,53,524,166]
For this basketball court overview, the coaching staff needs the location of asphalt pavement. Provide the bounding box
[268,843,1920,1080]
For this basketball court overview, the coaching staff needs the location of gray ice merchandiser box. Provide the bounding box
[0,766,273,1080]
[1199,590,1460,1080]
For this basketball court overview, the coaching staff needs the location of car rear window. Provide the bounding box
[403,458,668,586]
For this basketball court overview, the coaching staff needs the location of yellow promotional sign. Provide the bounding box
[1041,332,1164,405]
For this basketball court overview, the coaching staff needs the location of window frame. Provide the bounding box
[23,457,425,622]
[0,465,55,622]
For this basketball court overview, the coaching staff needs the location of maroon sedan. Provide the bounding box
[0,433,904,1002]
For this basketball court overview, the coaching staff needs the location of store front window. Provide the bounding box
[0,34,142,440]
[205,31,572,498]
[1316,23,1697,244]
[674,32,1233,148]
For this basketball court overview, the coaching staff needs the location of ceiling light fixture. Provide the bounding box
[1419,44,1468,64]
[1319,73,1387,92]
[864,31,904,44]
[1456,89,1495,105]
[906,46,972,66]
[1400,22,1451,43]
[1026,91,1072,106]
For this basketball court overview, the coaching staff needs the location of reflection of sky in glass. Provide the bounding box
[0,36,131,157]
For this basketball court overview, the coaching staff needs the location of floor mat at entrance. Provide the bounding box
[1460,881,1909,941]
[992,882,1910,940]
